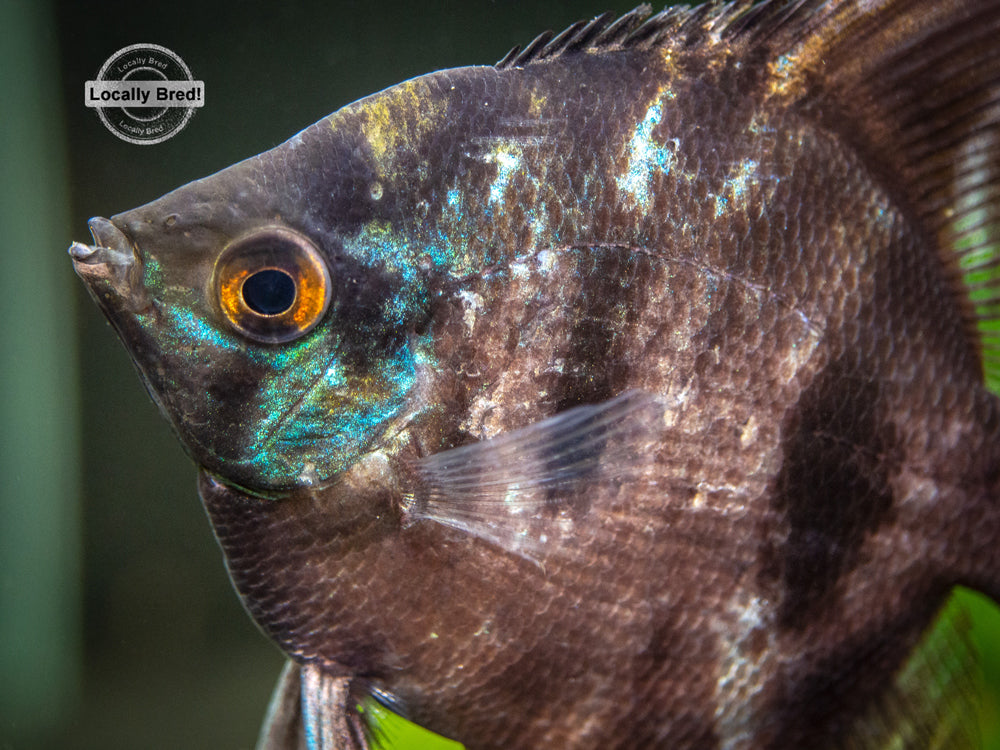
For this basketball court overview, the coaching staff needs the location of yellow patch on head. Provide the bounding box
[528,88,548,118]
[345,77,448,176]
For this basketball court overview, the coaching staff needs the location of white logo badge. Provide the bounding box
[86,44,204,145]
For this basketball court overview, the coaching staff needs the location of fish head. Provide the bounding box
[69,62,583,493]
[69,108,441,492]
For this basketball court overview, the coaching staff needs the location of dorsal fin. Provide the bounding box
[494,1,806,70]
[496,4,695,69]
[740,0,1000,392]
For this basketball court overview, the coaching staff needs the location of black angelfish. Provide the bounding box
[70,1,1000,747]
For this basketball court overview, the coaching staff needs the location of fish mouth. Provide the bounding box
[69,217,142,304]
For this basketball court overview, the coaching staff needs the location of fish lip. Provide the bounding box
[68,216,143,304]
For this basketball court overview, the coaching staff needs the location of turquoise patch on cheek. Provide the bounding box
[137,285,421,488]
[160,305,244,355]
[142,255,163,287]
[246,335,421,487]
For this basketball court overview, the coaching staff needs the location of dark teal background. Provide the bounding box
[1,1,998,747]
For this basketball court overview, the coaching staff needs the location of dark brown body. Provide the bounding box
[200,14,1000,748]
[72,1,1000,747]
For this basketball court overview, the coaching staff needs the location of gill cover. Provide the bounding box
[70,140,425,493]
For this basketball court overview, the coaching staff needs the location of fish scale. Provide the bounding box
[70,0,1000,747]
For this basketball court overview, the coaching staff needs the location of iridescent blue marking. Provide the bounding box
[142,256,165,289]
[246,332,423,486]
[488,149,521,206]
[715,159,759,217]
[160,306,243,354]
[617,101,676,212]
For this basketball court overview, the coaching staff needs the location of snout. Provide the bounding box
[68,217,141,303]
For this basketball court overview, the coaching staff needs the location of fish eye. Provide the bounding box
[242,269,296,315]
[214,227,331,344]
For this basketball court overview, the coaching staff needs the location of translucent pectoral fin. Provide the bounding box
[407,391,665,561]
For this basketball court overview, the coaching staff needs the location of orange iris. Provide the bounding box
[214,226,331,344]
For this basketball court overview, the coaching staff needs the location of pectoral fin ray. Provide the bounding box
[408,391,665,561]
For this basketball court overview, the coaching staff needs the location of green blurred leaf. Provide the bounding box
[359,696,465,750]
[956,587,1000,749]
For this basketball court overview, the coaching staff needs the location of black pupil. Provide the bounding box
[243,269,296,315]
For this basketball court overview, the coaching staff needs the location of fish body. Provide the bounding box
[71,1,1000,748]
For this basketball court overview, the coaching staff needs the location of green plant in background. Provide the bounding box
[0,2,81,747]
[956,109,1000,747]
[360,696,465,750]
[963,588,1000,749]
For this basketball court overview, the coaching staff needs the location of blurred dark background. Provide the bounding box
[1,1,998,748]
